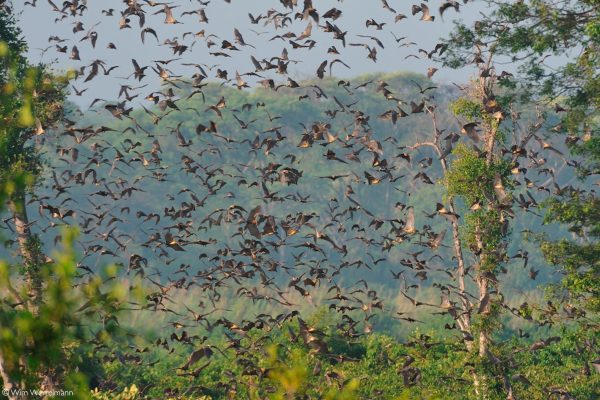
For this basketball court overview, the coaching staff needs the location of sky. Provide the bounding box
[13,0,487,106]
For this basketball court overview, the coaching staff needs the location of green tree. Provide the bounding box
[0,3,68,315]
[409,60,542,398]
[0,3,66,392]
[0,4,133,398]
[441,2,600,398]
[443,0,599,325]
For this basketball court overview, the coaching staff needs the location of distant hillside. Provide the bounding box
[10,72,559,299]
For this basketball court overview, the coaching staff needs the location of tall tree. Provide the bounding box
[410,48,551,397]
[443,0,599,326]
[0,2,64,394]
[0,3,67,315]
[0,3,124,399]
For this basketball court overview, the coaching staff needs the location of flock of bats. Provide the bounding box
[4,0,597,397]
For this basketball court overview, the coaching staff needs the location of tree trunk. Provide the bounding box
[7,194,59,392]
[448,199,473,339]
[412,116,475,347]
[0,355,19,400]
[439,155,473,345]
[7,195,42,316]
[477,276,490,357]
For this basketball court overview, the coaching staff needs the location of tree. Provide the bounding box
[439,2,600,397]
[443,0,599,327]
[0,3,67,315]
[0,4,133,398]
[0,2,67,392]
[408,48,553,397]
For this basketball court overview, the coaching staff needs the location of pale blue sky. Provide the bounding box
[15,0,486,105]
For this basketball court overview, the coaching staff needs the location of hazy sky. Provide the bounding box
[14,0,486,105]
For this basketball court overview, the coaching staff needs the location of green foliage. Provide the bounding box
[446,144,490,205]
[540,237,600,312]
[0,7,70,192]
[0,227,137,396]
[450,98,483,121]
[95,319,599,400]
[443,0,600,129]
[445,144,511,206]
[92,385,142,400]
[467,0,600,317]
[544,195,600,236]
[573,136,600,171]
[471,304,503,338]
[444,0,600,331]
[463,210,504,262]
